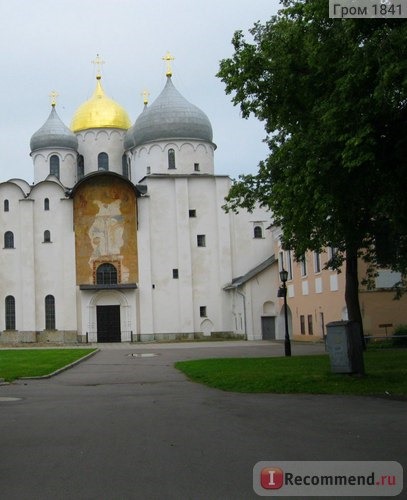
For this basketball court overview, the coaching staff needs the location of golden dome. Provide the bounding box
[71,76,131,132]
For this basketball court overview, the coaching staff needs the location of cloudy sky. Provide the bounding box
[0,0,280,183]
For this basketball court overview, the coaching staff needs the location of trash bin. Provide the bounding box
[326,321,365,374]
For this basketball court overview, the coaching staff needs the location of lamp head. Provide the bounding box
[280,269,289,283]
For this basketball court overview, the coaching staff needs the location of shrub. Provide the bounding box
[392,324,407,347]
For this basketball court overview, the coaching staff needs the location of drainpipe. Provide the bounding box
[235,288,247,340]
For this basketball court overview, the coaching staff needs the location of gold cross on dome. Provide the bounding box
[49,90,59,107]
[142,89,150,105]
[162,51,175,77]
[92,54,105,78]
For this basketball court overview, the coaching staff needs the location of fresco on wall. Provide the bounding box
[73,174,138,285]
[89,200,124,257]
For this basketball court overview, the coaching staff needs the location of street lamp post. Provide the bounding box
[279,268,291,357]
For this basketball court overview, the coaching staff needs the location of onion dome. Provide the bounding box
[128,76,213,149]
[30,105,78,152]
[71,75,131,133]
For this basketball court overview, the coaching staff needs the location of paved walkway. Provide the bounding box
[0,341,405,499]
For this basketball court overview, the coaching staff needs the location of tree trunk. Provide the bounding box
[345,245,366,349]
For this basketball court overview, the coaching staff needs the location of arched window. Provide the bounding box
[98,152,109,171]
[122,155,129,178]
[254,226,263,238]
[45,295,55,330]
[4,231,14,248]
[50,155,60,178]
[96,263,117,285]
[168,149,176,169]
[44,230,51,243]
[4,199,9,212]
[44,198,50,211]
[5,295,15,330]
[77,155,84,180]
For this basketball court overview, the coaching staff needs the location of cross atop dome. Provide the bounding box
[142,89,150,105]
[49,90,59,107]
[162,51,175,77]
[92,54,105,79]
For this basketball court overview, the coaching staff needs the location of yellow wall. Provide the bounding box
[360,290,407,338]
[73,175,138,285]
[282,251,346,341]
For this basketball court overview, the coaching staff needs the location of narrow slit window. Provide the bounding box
[45,295,55,330]
[168,149,176,169]
[77,155,84,180]
[122,155,129,178]
[5,295,16,330]
[50,155,60,178]
[98,152,109,171]
[4,231,14,248]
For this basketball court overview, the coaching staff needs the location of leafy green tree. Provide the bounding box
[217,0,407,342]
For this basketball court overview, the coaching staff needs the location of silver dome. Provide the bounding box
[129,77,213,148]
[30,106,78,152]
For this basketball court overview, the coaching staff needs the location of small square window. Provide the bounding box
[200,306,207,317]
[197,234,206,247]
[172,269,179,279]
[194,163,200,172]
[189,209,196,218]
[146,166,151,175]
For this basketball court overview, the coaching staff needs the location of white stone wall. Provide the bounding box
[29,182,76,332]
[137,175,235,336]
[131,140,215,183]
[0,182,36,333]
[230,206,274,279]
[32,149,77,187]
[76,129,127,177]
[0,179,77,338]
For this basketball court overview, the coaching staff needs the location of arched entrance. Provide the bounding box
[261,300,276,340]
[88,290,132,343]
[97,305,121,342]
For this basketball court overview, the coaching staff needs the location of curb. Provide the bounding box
[19,348,100,380]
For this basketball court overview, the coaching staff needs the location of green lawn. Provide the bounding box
[175,350,407,396]
[0,349,97,382]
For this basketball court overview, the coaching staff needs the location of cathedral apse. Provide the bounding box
[72,174,138,285]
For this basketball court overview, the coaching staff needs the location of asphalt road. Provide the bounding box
[0,341,405,499]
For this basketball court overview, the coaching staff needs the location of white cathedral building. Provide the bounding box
[0,61,280,344]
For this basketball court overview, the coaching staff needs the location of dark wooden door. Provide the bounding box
[97,305,121,342]
[261,316,276,340]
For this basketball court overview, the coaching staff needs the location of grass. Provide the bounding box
[175,350,407,396]
[0,349,97,382]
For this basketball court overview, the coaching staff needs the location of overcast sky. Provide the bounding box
[0,0,280,183]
